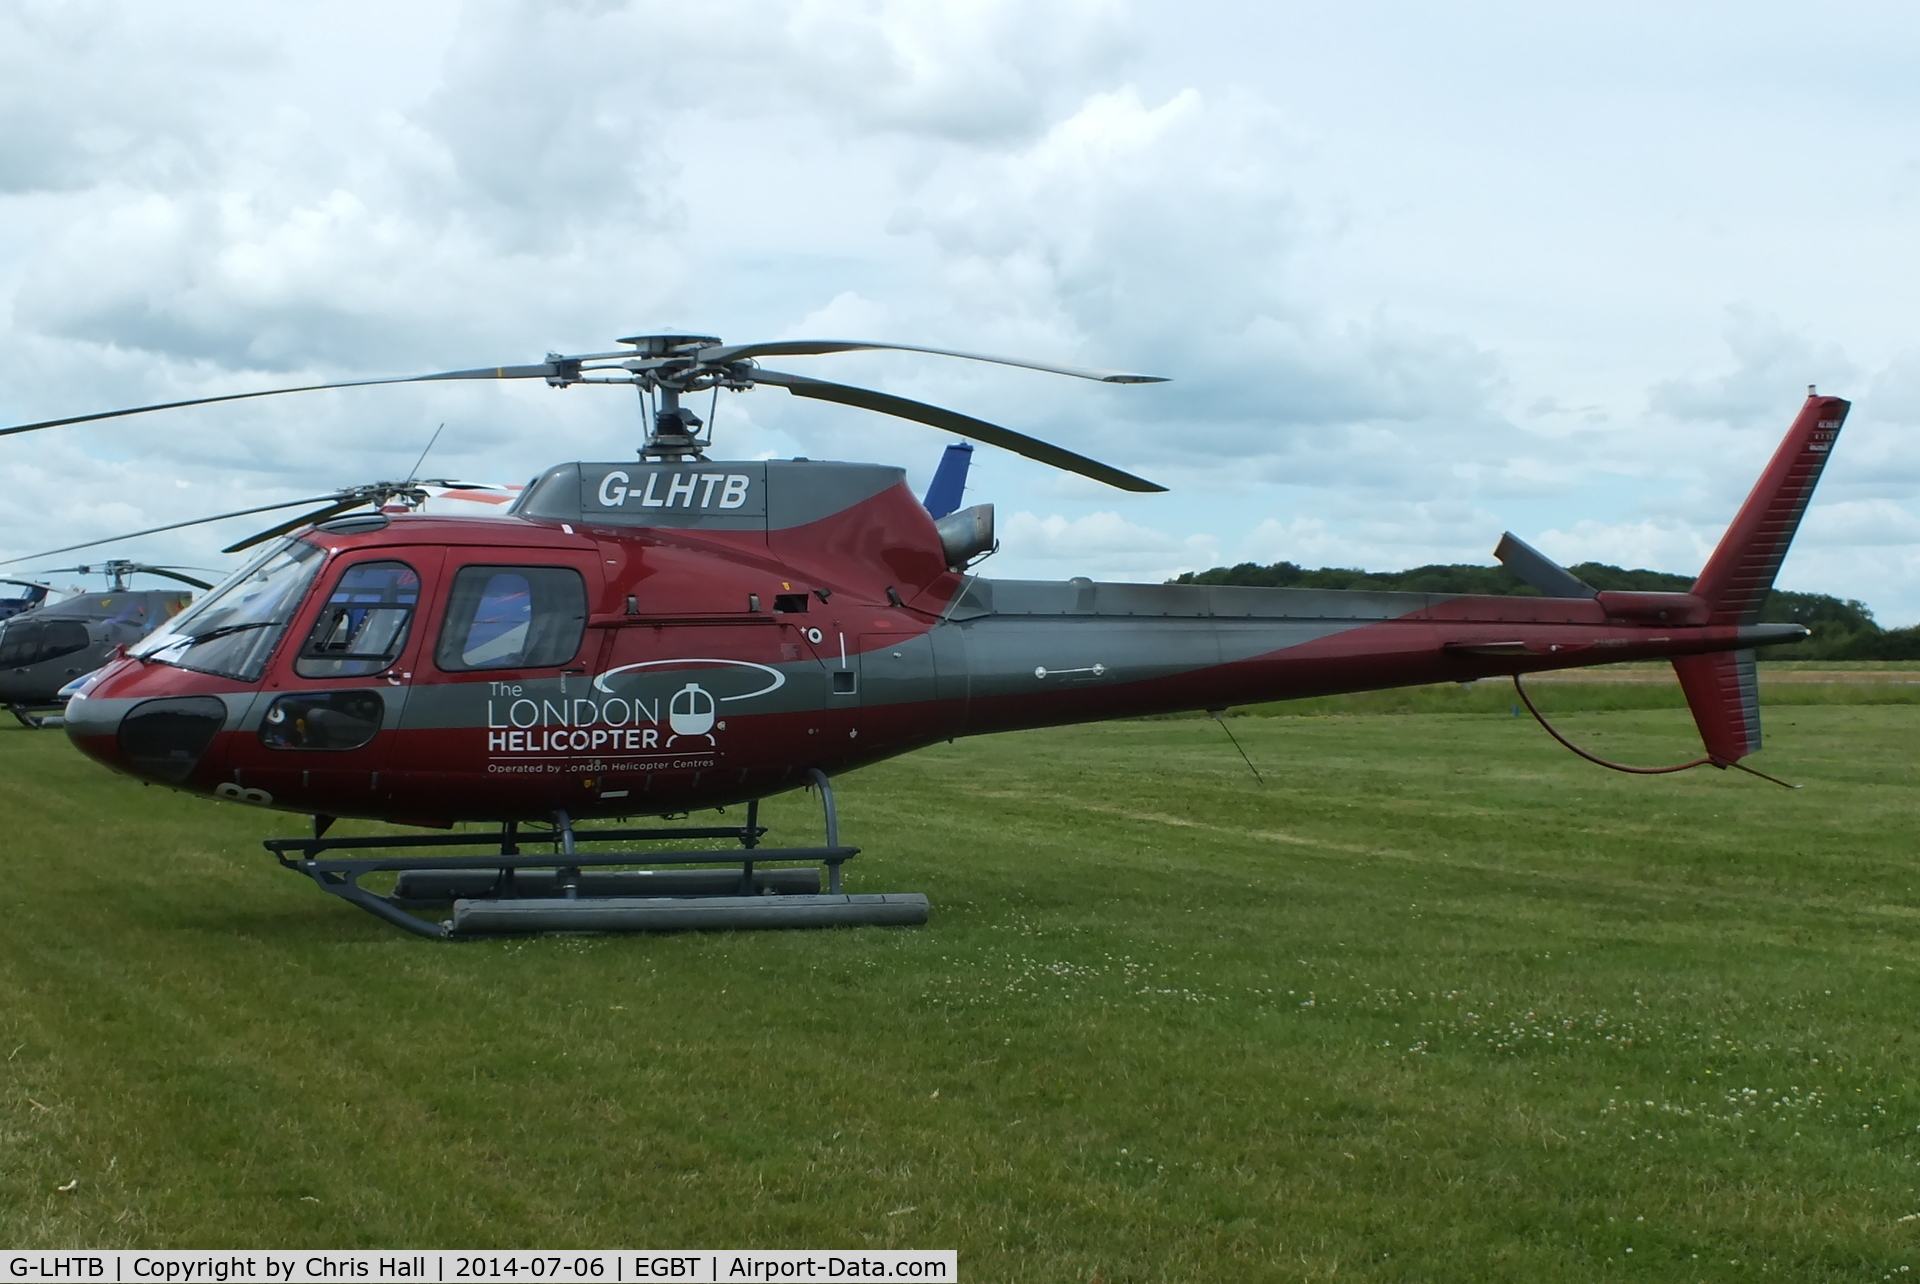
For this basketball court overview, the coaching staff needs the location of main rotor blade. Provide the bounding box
[30,562,212,589]
[132,567,215,590]
[748,368,1165,493]
[701,340,1167,385]
[0,363,568,438]
[0,495,347,568]
[223,498,368,553]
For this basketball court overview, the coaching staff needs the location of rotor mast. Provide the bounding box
[618,333,730,462]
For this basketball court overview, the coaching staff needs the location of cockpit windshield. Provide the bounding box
[0,581,48,620]
[130,539,325,681]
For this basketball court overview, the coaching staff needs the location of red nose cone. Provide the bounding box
[62,657,235,788]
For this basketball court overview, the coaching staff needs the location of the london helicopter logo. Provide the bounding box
[666,681,717,746]
[482,658,785,761]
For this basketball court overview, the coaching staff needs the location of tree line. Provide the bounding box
[1170,560,1920,660]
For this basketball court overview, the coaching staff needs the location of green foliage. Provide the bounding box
[1561,562,1688,592]
[1173,559,1918,659]
[6,704,1920,1278]
[1175,559,1539,596]
[1842,624,1920,659]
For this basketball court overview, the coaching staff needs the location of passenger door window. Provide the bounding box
[435,566,587,671]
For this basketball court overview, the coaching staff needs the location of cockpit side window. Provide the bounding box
[434,565,586,671]
[0,619,90,668]
[295,560,421,678]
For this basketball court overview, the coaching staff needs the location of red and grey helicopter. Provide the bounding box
[0,335,1844,937]
[0,481,513,728]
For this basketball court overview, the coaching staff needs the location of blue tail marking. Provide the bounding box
[922,442,973,519]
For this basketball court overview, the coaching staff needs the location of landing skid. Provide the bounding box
[9,703,62,729]
[264,769,928,939]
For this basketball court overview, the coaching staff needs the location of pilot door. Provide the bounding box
[227,550,441,814]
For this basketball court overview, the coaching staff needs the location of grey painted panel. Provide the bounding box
[1495,531,1597,599]
[929,620,970,702]
[968,577,1441,621]
[578,463,768,532]
[1210,617,1376,663]
[515,463,583,521]
[948,613,1380,707]
[1200,584,1430,619]
[1083,582,1197,616]
[229,685,405,737]
[763,461,902,530]
[62,688,258,738]
[942,577,994,620]
[859,631,938,707]
[512,459,904,533]
[58,692,132,738]
[1734,648,1762,755]
[958,616,1221,702]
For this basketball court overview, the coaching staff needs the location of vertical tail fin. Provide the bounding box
[1676,392,1848,764]
[922,442,975,519]
[1673,649,1761,765]
[1690,393,1849,624]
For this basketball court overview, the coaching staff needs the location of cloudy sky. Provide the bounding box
[4,1,1919,617]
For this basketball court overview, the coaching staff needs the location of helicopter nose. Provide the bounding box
[65,693,228,783]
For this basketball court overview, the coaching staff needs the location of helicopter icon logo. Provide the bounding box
[667,682,717,744]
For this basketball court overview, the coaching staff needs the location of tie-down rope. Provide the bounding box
[1511,674,1797,788]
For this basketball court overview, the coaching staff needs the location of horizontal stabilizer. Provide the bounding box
[1495,532,1597,599]
[1673,649,1762,764]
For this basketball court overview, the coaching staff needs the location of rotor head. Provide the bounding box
[33,559,215,591]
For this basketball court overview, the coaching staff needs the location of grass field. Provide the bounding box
[4,684,1920,1280]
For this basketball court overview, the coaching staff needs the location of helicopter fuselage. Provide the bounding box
[0,589,191,707]
[59,456,1794,824]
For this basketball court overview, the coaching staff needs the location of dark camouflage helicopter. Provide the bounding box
[0,561,209,727]
[0,578,52,621]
